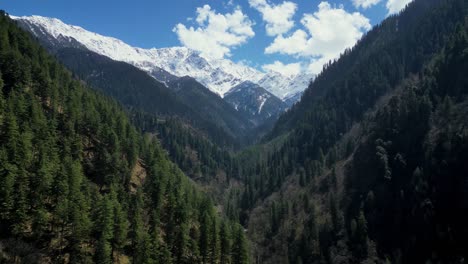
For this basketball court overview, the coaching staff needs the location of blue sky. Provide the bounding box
[2,0,412,75]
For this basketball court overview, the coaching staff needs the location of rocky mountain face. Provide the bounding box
[224,81,287,126]
[51,46,257,147]
[12,15,313,101]
[257,72,312,102]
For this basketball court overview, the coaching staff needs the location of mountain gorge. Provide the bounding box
[13,15,312,147]
[0,12,248,263]
[53,46,254,147]
[1,0,468,263]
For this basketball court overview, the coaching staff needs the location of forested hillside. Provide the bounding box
[131,111,243,200]
[165,76,256,145]
[53,47,250,148]
[1,0,468,263]
[52,47,247,197]
[0,12,249,263]
[231,0,468,263]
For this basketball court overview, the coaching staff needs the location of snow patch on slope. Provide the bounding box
[12,15,313,99]
[257,95,268,114]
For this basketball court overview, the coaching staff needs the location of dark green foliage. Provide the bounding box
[49,47,252,148]
[231,225,249,264]
[132,112,240,183]
[95,196,114,264]
[167,77,256,145]
[220,221,232,264]
[0,13,247,264]
[346,22,468,261]
[232,0,468,263]
[1,0,467,262]
[293,203,321,264]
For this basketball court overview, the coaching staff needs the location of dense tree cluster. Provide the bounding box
[50,47,251,149]
[1,0,467,262]
[236,0,466,217]
[0,13,249,263]
[131,112,240,184]
[228,0,468,263]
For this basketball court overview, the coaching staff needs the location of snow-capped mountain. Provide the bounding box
[258,72,312,101]
[12,15,313,100]
[224,81,286,125]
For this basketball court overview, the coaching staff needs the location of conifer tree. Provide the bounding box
[113,197,129,260]
[231,225,248,264]
[95,196,114,264]
[0,14,245,264]
[0,70,4,115]
[0,147,15,225]
[220,221,231,264]
[209,217,220,264]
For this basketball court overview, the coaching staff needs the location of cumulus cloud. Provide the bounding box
[386,0,413,14]
[264,2,371,74]
[352,0,382,9]
[173,5,254,59]
[248,0,297,36]
[265,29,309,55]
[262,61,302,76]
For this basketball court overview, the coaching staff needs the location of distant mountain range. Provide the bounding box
[10,15,310,146]
[12,15,313,101]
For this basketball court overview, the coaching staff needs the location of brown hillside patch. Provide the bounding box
[130,159,147,193]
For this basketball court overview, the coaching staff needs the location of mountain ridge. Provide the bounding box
[0,12,250,263]
[224,81,287,126]
[52,46,255,147]
[12,14,314,100]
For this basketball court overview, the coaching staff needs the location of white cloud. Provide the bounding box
[262,61,302,76]
[265,29,309,55]
[173,5,254,59]
[307,56,334,74]
[248,0,297,36]
[352,0,382,9]
[264,2,371,74]
[386,0,413,14]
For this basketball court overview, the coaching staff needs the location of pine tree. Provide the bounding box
[0,147,16,224]
[95,196,114,264]
[0,70,4,116]
[200,211,211,263]
[231,225,248,264]
[11,129,34,235]
[131,190,153,264]
[351,210,369,259]
[329,193,343,236]
[199,197,215,263]
[113,198,129,260]
[0,14,246,264]
[220,221,231,264]
[0,23,10,51]
[31,148,54,238]
[4,106,20,163]
[303,203,320,262]
[270,201,278,234]
[209,217,220,264]
[173,187,189,264]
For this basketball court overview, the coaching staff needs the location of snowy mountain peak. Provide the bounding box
[258,72,313,100]
[12,15,313,99]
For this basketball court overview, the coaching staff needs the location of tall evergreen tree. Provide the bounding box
[231,225,248,264]
[220,221,231,264]
[95,196,114,264]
